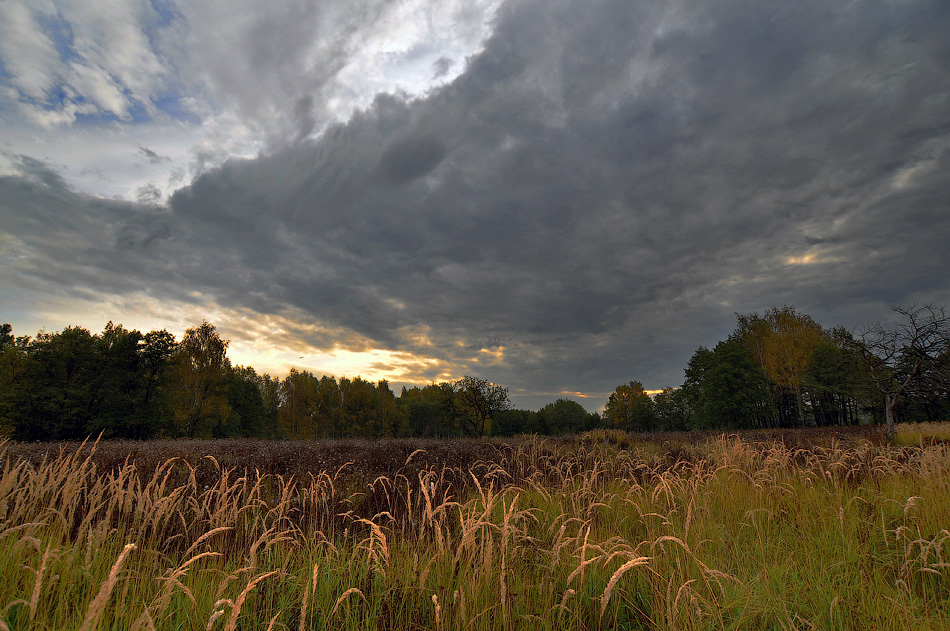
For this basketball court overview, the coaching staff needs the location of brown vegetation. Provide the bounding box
[0,424,946,630]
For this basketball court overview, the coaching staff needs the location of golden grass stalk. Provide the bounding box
[331,587,366,617]
[131,605,157,631]
[355,517,390,573]
[224,570,278,631]
[28,542,55,619]
[79,542,136,631]
[205,608,226,631]
[183,526,234,559]
[499,493,523,627]
[405,449,427,466]
[0,522,50,541]
[299,562,319,631]
[670,578,696,625]
[557,588,576,616]
[432,593,442,631]
[131,549,223,629]
[600,555,651,618]
[265,610,281,631]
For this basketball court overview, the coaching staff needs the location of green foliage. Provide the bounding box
[675,305,947,431]
[734,306,826,426]
[1,323,179,440]
[22,326,103,440]
[4,302,947,440]
[399,384,455,437]
[338,377,404,438]
[278,368,319,438]
[803,332,877,427]
[651,387,689,431]
[0,325,15,436]
[136,328,177,435]
[683,340,773,429]
[447,375,512,437]
[535,398,599,435]
[216,365,270,438]
[273,373,408,440]
[604,381,656,432]
[167,321,230,438]
[0,321,279,441]
[491,407,534,436]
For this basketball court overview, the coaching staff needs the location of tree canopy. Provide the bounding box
[1,303,947,440]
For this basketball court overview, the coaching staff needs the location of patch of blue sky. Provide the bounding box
[143,0,181,52]
[126,99,153,124]
[148,0,179,28]
[67,88,198,128]
[153,91,202,125]
[36,12,82,65]
[72,108,122,127]
[16,83,71,110]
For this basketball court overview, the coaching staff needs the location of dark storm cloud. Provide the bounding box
[4,0,950,408]
[377,130,447,183]
[292,95,317,141]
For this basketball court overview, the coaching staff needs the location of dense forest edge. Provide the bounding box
[1,304,948,442]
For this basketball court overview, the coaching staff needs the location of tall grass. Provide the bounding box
[0,424,948,630]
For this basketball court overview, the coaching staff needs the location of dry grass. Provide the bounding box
[893,421,950,446]
[0,423,947,630]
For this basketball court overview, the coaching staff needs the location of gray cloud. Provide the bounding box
[138,147,170,165]
[10,155,69,189]
[3,0,950,409]
[292,95,317,141]
[136,183,163,204]
[377,130,447,183]
[173,0,412,148]
[433,57,453,78]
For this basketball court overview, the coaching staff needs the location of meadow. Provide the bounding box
[0,424,948,630]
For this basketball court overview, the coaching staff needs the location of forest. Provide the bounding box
[1,304,947,441]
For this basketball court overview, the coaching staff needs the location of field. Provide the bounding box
[0,424,948,630]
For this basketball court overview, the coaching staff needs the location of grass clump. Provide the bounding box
[0,424,948,629]
[893,421,950,447]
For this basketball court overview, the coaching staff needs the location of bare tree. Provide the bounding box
[857,304,950,440]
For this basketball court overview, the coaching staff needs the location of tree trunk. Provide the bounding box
[795,386,805,427]
[884,392,897,441]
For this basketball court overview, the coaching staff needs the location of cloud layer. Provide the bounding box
[2,0,950,408]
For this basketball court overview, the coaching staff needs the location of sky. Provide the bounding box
[2,0,949,411]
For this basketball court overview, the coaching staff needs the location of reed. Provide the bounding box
[0,424,947,629]
[78,542,136,631]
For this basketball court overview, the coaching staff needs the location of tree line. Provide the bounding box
[1,304,947,441]
[600,305,950,438]
[0,321,600,440]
